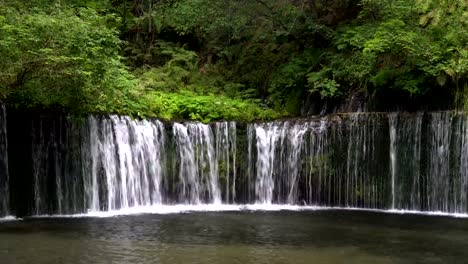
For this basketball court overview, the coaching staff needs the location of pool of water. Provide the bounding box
[1,210,468,263]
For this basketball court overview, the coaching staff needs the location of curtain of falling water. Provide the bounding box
[30,116,84,215]
[31,119,46,215]
[306,119,332,206]
[425,112,468,213]
[3,111,468,216]
[388,113,423,210]
[172,122,224,204]
[188,123,221,204]
[389,113,397,209]
[457,114,468,213]
[427,112,453,212]
[284,123,308,204]
[246,124,255,203]
[254,123,280,204]
[172,123,200,204]
[215,122,237,204]
[0,105,8,216]
[84,116,166,211]
[341,114,388,208]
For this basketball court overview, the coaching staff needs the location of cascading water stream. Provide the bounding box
[172,123,200,204]
[389,113,397,209]
[215,122,237,204]
[285,123,308,204]
[254,123,280,204]
[0,105,8,217]
[84,116,166,211]
[387,113,423,210]
[246,124,255,203]
[458,114,468,213]
[172,122,225,204]
[3,110,468,217]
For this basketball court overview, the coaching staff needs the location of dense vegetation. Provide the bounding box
[0,0,466,121]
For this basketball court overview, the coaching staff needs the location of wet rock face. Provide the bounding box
[301,87,456,117]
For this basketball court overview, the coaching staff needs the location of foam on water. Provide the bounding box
[28,204,468,219]
[0,216,20,221]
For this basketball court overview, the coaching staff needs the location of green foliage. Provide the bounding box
[137,91,280,122]
[136,43,199,92]
[268,49,321,111]
[0,5,134,113]
[322,0,467,98]
[0,0,467,120]
[135,43,248,97]
[0,2,280,122]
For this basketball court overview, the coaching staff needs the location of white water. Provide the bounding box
[173,122,223,204]
[28,204,468,219]
[255,123,280,204]
[85,116,166,211]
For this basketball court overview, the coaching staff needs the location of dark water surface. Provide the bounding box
[1,210,468,264]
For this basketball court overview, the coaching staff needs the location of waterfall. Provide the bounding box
[389,113,397,209]
[172,122,223,204]
[343,114,388,208]
[254,123,280,204]
[284,123,308,204]
[246,124,255,203]
[254,121,311,204]
[427,112,453,212]
[458,114,468,213]
[215,122,236,203]
[31,119,45,215]
[0,105,8,216]
[424,112,468,213]
[306,119,333,206]
[84,116,166,211]
[388,113,423,210]
[4,110,468,216]
[172,123,200,204]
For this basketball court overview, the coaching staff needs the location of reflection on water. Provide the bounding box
[1,211,468,263]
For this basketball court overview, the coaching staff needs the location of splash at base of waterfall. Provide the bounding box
[28,204,468,219]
